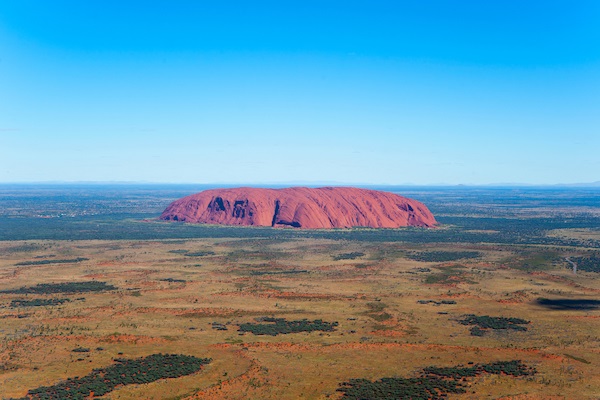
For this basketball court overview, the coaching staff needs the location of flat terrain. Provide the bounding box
[0,185,599,399]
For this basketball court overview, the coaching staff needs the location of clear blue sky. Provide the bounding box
[1,1,599,185]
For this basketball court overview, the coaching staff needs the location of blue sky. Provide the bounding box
[1,1,599,185]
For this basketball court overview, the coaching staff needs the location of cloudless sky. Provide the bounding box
[1,1,599,185]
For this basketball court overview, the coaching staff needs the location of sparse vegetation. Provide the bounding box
[424,265,473,285]
[362,302,393,322]
[417,299,456,305]
[0,186,598,399]
[422,360,535,379]
[509,250,559,271]
[568,254,600,272]
[458,314,530,336]
[407,251,480,262]
[333,252,365,261]
[168,249,190,254]
[10,298,70,307]
[563,354,591,364]
[249,269,308,276]
[1,281,117,294]
[211,322,228,331]
[160,278,187,283]
[71,347,90,353]
[184,251,215,257]
[338,360,535,399]
[338,376,465,399]
[15,257,89,266]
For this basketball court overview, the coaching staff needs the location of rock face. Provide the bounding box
[160,187,436,229]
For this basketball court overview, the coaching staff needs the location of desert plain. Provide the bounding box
[0,185,599,399]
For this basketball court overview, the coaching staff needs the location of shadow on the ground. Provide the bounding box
[535,298,600,310]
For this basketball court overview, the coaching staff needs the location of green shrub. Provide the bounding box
[239,317,338,336]
[1,281,116,295]
[10,298,70,307]
[333,252,365,261]
[17,353,211,399]
[458,314,529,336]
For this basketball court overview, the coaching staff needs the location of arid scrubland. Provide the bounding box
[1,235,598,399]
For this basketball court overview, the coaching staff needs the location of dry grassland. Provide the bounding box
[0,238,598,399]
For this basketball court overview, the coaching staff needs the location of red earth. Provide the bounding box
[160,187,437,229]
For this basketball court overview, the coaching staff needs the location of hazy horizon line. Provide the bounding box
[1,180,599,188]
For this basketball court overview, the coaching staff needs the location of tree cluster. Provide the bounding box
[3,211,600,249]
[338,360,535,399]
[238,317,338,336]
[338,376,465,400]
[10,298,70,307]
[458,314,529,336]
[569,254,600,273]
[422,360,536,379]
[14,353,211,400]
[417,299,456,305]
[184,251,215,257]
[71,347,90,353]
[333,252,365,261]
[160,278,187,283]
[1,281,116,295]
[407,251,481,262]
[15,258,89,266]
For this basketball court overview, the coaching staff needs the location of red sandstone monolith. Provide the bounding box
[160,187,436,229]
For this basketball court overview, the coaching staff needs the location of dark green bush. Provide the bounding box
[407,251,480,262]
[458,314,529,336]
[338,360,535,399]
[333,252,365,261]
[15,353,211,400]
[1,281,116,295]
[10,298,70,307]
[239,317,338,336]
[15,258,89,266]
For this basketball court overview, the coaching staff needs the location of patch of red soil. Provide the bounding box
[370,329,406,338]
[236,342,566,361]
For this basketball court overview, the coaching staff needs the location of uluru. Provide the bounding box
[160,187,436,229]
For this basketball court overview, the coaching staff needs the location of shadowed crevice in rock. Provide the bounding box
[209,196,226,213]
[233,200,247,218]
[271,200,281,227]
